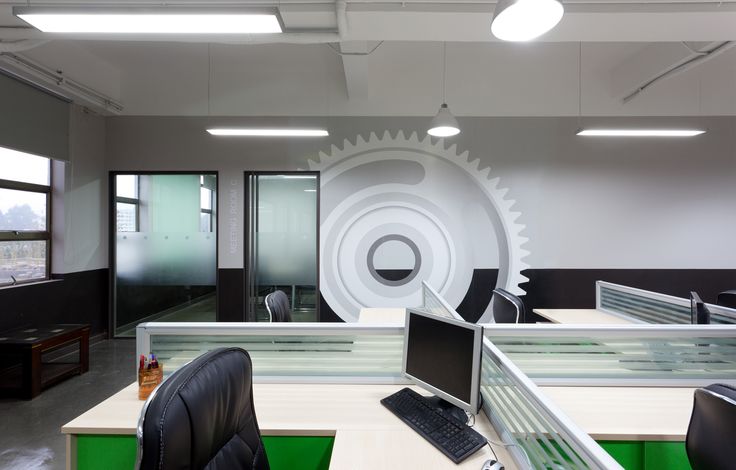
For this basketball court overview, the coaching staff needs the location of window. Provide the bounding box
[116,174,139,232]
[0,145,51,286]
[200,175,213,232]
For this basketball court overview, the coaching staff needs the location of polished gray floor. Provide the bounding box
[0,339,136,470]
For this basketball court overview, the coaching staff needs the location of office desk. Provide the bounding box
[62,382,513,470]
[357,307,406,324]
[534,309,636,325]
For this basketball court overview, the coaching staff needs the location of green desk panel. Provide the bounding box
[74,434,334,470]
[599,441,690,470]
[263,436,334,470]
[76,435,137,470]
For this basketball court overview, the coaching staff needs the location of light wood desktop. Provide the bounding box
[534,309,636,325]
[63,382,514,470]
[357,307,407,324]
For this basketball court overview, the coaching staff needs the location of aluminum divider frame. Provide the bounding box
[419,280,464,321]
[482,323,736,387]
[482,338,624,470]
[135,321,408,384]
[596,280,736,323]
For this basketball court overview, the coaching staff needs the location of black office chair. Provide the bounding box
[491,288,526,323]
[265,290,292,322]
[137,348,270,470]
[717,290,736,309]
[686,383,736,470]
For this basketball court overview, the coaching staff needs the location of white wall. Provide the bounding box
[105,115,736,272]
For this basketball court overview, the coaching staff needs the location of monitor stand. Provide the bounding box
[424,395,469,424]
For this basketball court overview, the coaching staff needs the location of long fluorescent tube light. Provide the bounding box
[14,7,283,34]
[207,129,328,137]
[577,129,705,137]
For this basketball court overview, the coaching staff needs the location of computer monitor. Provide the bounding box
[690,291,711,325]
[403,309,483,414]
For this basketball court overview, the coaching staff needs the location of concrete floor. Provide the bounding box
[0,339,136,470]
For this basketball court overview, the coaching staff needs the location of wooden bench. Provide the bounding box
[0,324,90,399]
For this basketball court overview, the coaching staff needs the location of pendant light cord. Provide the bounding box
[207,43,211,117]
[442,41,447,104]
[577,41,582,128]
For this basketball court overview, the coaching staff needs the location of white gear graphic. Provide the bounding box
[303,130,530,322]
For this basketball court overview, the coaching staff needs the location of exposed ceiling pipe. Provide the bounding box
[622,41,735,103]
[0,52,124,114]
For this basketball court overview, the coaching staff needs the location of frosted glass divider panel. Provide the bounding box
[481,338,623,470]
[137,322,407,384]
[596,281,736,325]
[419,281,463,320]
[483,324,736,387]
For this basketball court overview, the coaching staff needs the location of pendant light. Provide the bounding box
[491,0,564,42]
[427,42,461,137]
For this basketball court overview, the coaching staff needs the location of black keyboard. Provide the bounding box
[380,387,487,464]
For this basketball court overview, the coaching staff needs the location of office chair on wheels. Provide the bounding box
[265,290,293,322]
[491,288,526,323]
[137,348,270,470]
[717,290,736,309]
[686,383,736,470]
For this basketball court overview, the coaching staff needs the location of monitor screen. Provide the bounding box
[403,309,483,412]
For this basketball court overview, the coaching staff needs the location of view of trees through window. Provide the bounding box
[0,146,51,286]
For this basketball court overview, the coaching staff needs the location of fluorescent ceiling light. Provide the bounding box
[207,129,328,137]
[427,104,461,137]
[304,189,317,192]
[283,175,317,179]
[577,129,706,137]
[491,0,564,41]
[14,7,282,34]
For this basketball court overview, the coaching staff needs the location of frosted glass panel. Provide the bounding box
[114,173,217,336]
[249,174,318,322]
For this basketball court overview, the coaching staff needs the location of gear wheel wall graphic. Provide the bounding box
[304,130,530,322]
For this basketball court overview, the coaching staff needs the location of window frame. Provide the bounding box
[115,175,140,232]
[0,163,52,287]
[200,178,213,233]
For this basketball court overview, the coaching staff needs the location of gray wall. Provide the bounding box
[106,115,736,272]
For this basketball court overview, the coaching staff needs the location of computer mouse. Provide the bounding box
[481,459,504,470]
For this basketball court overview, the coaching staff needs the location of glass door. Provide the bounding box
[246,173,319,322]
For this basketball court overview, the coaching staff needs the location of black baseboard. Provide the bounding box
[217,268,245,321]
[521,268,736,322]
[0,268,109,335]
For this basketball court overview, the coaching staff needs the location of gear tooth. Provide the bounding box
[459,150,470,162]
[488,177,500,189]
[331,144,341,155]
[518,249,531,259]
[382,130,392,141]
[355,134,367,146]
[307,159,317,170]
[408,132,419,143]
[447,143,457,156]
[396,130,406,141]
[479,167,490,179]
[368,132,379,143]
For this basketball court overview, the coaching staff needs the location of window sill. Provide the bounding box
[0,279,63,291]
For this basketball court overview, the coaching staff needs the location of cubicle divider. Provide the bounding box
[596,281,736,324]
[484,324,736,387]
[420,280,464,320]
[481,338,623,470]
[136,320,624,470]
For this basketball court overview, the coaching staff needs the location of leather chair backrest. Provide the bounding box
[265,290,292,322]
[686,383,736,470]
[491,288,525,324]
[716,290,736,309]
[137,348,269,470]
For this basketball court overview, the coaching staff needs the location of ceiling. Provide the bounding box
[1,0,736,116]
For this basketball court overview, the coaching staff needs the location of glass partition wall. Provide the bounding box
[246,173,319,322]
[112,173,217,336]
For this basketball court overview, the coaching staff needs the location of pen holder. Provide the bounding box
[138,365,163,401]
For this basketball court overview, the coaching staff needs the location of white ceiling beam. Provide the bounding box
[338,41,370,100]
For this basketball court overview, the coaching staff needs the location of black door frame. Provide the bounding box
[244,171,320,322]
